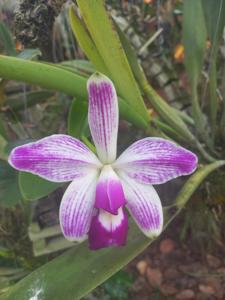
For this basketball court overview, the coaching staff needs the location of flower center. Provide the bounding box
[94,164,126,215]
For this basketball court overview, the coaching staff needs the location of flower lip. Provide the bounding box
[88,207,128,250]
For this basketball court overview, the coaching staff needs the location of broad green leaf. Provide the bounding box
[19,172,63,201]
[183,0,207,134]
[68,99,88,138]
[7,91,54,111]
[2,161,224,300]
[0,55,149,131]
[0,160,21,207]
[0,55,87,99]
[17,49,41,60]
[0,22,16,56]
[201,0,225,135]
[69,7,109,75]
[76,1,149,122]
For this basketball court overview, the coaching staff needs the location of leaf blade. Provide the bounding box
[76,0,149,121]
[19,172,63,201]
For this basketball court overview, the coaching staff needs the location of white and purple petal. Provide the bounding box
[8,134,101,182]
[95,165,126,215]
[114,137,198,185]
[120,175,163,238]
[88,73,118,164]
[59,172,98,242]
[88,208,128,250]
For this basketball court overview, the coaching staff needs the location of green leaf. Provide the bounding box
[69,7,109,75]
[1,161,224,299]
[7,91,54,111]
[76,1,149,122]
[19,172,63,201]
[0,118,7,140]
[0,160,21,207]
[68,99,88,138]
[0,55,87,99]
[183,0,206,89]
[201,0,225,136]
[17,49,41,60]
[0,22,16,56]
[0,56,149,132]
[202,0,225,54]
[183,0,207,135]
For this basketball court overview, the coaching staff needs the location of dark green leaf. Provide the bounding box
[183,0,207,137]
[68,99,88,138]
[201,0,225,135]
[202,0,225,55]
[0,160,21,207]
[0,22,16,56]
[183,0,206,87]
[19,172,63,201]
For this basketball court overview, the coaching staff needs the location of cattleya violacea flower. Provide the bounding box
[8,73,197,250]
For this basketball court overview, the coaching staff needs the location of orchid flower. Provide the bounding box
[8,73,197,250]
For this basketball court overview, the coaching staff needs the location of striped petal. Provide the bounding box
[59,172,98,242]
[120,174,163,238]
[114,138,198,184]
[95,165,126,215]
[8,134,101,182]
[89,208,128,250]
[88,73,118,164]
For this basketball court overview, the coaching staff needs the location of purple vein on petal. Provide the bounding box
[88,73,118,164]
[114,137,198,184]
[8,134,101,182]
[119,174,163,238]
[59,172,98,241]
